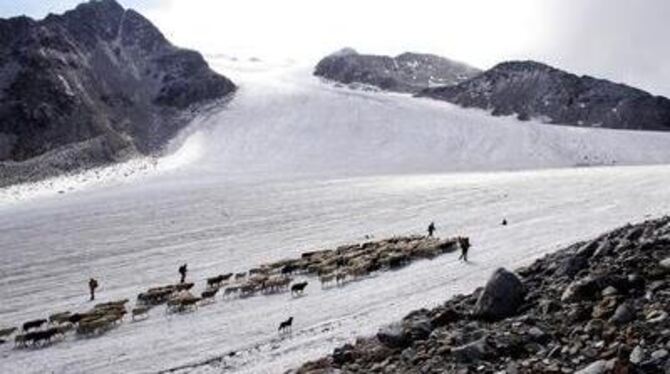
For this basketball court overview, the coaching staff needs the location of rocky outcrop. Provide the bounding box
[294,216,670,373]
[314,48,481,93]
[418,60,670,131]
[0,0,236,186]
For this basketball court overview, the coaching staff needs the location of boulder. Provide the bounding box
[575,359,614,374]
[659,257,670,271]
[562,276,601,302]
[561,275,629,303]
[651,349,668,360]
[557,254,589,278]
[473,268,525,321]
[377,322,409,349]
[332,343,357,366]
[629,345,644,364]
[474,268,526,320]
[609,303,634,325]
[452,336,489,363]
[430,308,461,327]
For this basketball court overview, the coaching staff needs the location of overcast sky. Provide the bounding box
[3,0,670,96]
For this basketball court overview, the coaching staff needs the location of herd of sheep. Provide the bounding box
[0,235,467,350]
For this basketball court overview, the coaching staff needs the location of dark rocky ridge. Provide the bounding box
[418,60,670,131]
[314,48,481,93]
[294,216,670,373]
[0,0,236,186]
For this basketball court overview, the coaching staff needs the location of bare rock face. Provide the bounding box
[314,48,481,93]
[418,60,670,131]
[0,0,236,186]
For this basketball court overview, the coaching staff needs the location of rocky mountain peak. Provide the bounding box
[46,0,126,44]
[419,60,670,130]
[490,60,557,74]
[314,49,481,93]
[329,47,358,57]
[0,0,236,186]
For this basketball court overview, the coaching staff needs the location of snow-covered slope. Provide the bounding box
[2,60,670,374]
[2,165,670,374]
[197,60,670,179]
[5,58,670,204]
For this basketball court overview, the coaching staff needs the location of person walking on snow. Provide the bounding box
[427,222,436,238]
[458,237,471,262]
[89,278,99,301]
[178,263,188,284]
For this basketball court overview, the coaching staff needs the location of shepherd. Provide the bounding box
[178,263,188,284]
[458,237,471,262]
[427,222,436,237]
[88,278,99,301]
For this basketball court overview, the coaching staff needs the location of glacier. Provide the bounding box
[1,59,670,373]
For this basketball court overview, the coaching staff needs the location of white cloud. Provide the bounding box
[141,0,552,68]
[6,0,669,96]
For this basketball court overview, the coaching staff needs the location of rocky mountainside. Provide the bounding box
[419,61,670,131]
[314,48,481,93]
[295,217,670,373]
[0,0,236,186]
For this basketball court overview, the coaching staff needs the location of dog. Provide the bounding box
[290,281,308,296]
[278,317,293,334]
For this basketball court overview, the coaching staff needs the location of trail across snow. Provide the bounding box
[1,60,670,374]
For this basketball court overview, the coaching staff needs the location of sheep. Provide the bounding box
[19,328,60,347]
[281,263,298,275]
[347,264,368,280]
[22,319,47,332]
[200,288,219,304]
[77,317,115,336]
[0,327,17,338]
[14,334,28,348]
[131,306,150,321]
[249,267,269,276]
[335,271,348,285]
[174,282,194,291]
[206,274,231,289]
[388,253,409,269]
[223,285,240,298]
[52,324,74,336]
[239,283,257,297]
[263,276,292,293]
[319,273,335,288]
[49,312,72,325]
[94,299,129,311]
[167,296,201,313]
[166,292,201,313]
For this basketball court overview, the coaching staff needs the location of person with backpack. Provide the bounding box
[178,263,188,284]
[88,278,99,301]
[427,222,436,237]
[458,237,471,262]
